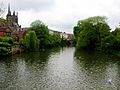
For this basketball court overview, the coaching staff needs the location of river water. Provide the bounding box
[0,47,120,90]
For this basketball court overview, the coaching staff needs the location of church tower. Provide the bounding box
[7,4,11,16]
[6,4,19,30]
[6,4,12,26]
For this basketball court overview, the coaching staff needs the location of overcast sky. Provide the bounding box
[1,0,120,33]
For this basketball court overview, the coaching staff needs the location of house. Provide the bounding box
[49,29,68,39]
[67,34,74,41]
[0,26,12,37]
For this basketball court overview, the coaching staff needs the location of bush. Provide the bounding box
[101,34,120,54]
[21,31,39,51]
[0,37,12,55]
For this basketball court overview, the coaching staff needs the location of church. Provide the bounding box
[0,4,25,38]
[6,4,20,31]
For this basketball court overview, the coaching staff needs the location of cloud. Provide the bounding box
[3,0,55,11]
[2,0,120,33]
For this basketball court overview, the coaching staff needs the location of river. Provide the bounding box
[0,47,120,90]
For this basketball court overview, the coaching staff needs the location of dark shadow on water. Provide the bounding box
[74,48,120,66]
[74,48,120,89]
[13,47,61,64]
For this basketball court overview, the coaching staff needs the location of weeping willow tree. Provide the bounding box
[25,33,30,49]
[24,31,39,51]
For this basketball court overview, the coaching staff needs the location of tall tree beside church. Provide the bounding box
[30,20,49,49]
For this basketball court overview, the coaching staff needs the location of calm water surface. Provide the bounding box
[0,47,120,90]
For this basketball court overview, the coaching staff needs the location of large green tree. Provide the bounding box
[101,27,120,54]
[30,20,49,49]
[22,31,39,51]
[74,16,110,49]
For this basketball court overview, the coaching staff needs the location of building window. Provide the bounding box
[6,33,11,36]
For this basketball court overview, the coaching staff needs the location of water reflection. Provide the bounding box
[0,47,120,90]
[74,49,120,89]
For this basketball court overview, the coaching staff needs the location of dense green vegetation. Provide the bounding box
[29,20,49,49]
[19,31,39,51]
[0,18,5,25]
[0,19,69,55]
[101,28,120,55]
[0,37,13,55]
[48,32,61,47]
[73,16,120,55]
[29,20,68,49]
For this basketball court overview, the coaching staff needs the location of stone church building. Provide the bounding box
[0,4,25,38]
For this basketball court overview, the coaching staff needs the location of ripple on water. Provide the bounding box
[0,47,120,90]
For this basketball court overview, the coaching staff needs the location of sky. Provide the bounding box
[1,0,120,34]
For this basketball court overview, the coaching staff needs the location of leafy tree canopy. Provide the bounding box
[30,20,49,49]
[74,16,110,49]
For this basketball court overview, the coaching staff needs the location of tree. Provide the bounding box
[101,27,120,54]
[111,28,120,35]
[48,32,61,47]
[24,31,39,51]
[30,20,49,49]
[0,37,13,55]
[0,18,5,25]
[74,16,110,49]
[0,2,5,17]
[73,26,80,44]
[101,34,120,53]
